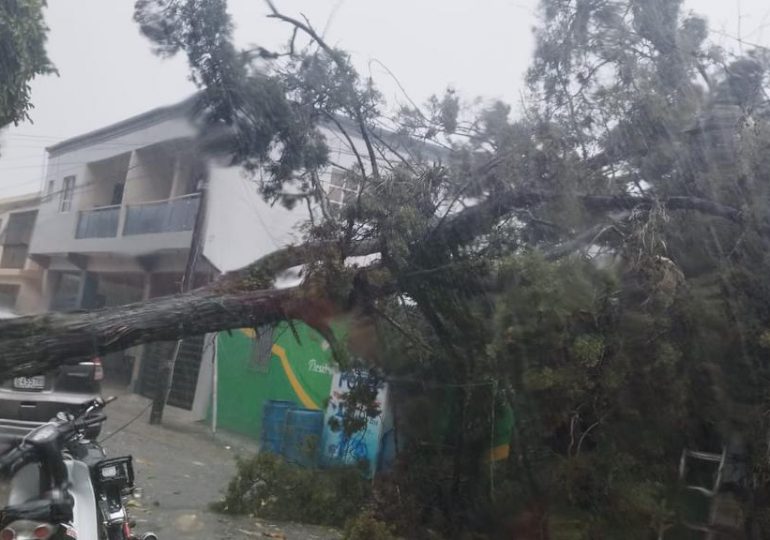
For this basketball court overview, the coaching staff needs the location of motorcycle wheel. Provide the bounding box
[106,523,129,540]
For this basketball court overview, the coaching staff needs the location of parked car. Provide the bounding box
[0,308,104,432]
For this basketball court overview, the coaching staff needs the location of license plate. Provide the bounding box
[13,376,45,390]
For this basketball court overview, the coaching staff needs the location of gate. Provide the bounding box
[137,335,205,410]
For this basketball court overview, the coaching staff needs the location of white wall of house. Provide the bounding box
[202,124,372,273]
[203,165,308,273]
[30,111,196,256]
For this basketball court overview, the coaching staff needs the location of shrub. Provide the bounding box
[343,512,399,540]
[212,452,370,527]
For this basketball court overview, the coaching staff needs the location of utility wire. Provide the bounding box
[99,401,154,444]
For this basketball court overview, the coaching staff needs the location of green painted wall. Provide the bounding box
[215,321,339,440]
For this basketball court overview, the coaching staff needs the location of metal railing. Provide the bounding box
[75,205,120,239]
[123,193,200,236]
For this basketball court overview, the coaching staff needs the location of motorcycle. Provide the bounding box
[0,396,157,540]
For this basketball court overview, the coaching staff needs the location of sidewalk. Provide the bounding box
[100,386,340,539]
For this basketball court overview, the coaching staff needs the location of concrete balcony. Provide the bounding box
[30,193,200,258]
[124,193,200,235]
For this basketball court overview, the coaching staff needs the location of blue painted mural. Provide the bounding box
[321,369,388,477]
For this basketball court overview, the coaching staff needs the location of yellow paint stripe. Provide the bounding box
[241,328,256,338]
[272,344,321,410]
[234,328,320,410]
[487,444,510,462]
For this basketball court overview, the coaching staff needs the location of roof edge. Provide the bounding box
[46,95,198,158]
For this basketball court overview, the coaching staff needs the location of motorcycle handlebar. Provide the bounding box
[0,400,110,475]
[0,399,112,527]
[71,412,107,432]
[0,445,26,477]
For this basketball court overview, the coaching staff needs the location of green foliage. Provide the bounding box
[212,453,370,527]
[141,0,770,536]
[0,0,55,128]
[135,0,331,209]
[343,512,398,540]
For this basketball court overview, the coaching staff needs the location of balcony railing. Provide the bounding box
[123,193,200,236]
[76,205,120,239]
[74,194,200,240]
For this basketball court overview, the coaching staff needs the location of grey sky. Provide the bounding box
[0,0,767,198]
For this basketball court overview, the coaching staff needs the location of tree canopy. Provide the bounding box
[0,0,55,129]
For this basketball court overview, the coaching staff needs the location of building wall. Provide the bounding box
[203,165,308,273]
[124,145,175,205]
[214,321,339,439]
[30,113,196,256]
[202,123,373,272]
[0,272,43,314]
[0,199,44,314]
[80,152,131,209]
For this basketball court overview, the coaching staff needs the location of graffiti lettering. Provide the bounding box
[307,358,335,375]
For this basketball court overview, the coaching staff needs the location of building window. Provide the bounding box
[50,271,82,311]
[111,182,125,205]
[59,176,75,212]
[0,245,28,269]
[3,211,36,245]
[0,284,19,309]
[0,211,36,269]
[327,168,357,212]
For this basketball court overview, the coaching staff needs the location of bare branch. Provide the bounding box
[322,110,368,181]
[264,0,380,180]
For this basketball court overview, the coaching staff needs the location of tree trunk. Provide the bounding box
[0,188,747,380]
[0,285,334,379]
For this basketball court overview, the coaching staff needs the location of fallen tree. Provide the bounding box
[3,0,770,536]
[0,186,747,376]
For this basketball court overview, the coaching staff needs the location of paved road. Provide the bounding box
[100,388,340,540]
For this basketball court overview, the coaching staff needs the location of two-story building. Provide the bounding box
[0,193,44,314]
[23,96,383,418]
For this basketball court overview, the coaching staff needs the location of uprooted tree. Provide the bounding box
[3,0,770,536]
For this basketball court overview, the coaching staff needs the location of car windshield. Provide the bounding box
[0,1,769,538]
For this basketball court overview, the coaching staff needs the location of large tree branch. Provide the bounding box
[0,285,339,378]
[427,189,743,249]
[0,183,743,378]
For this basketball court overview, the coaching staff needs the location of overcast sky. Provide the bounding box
[0,0,768,198]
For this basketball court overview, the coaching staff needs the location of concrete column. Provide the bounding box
[40,269,55,311]
[118,150,139,236]
[191,334,215,421]
[169,154,185,198]
[128,273,153,392]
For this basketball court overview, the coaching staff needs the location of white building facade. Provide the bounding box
[24,97,375,417]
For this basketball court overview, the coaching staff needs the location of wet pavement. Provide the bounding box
[100,387,341,540]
